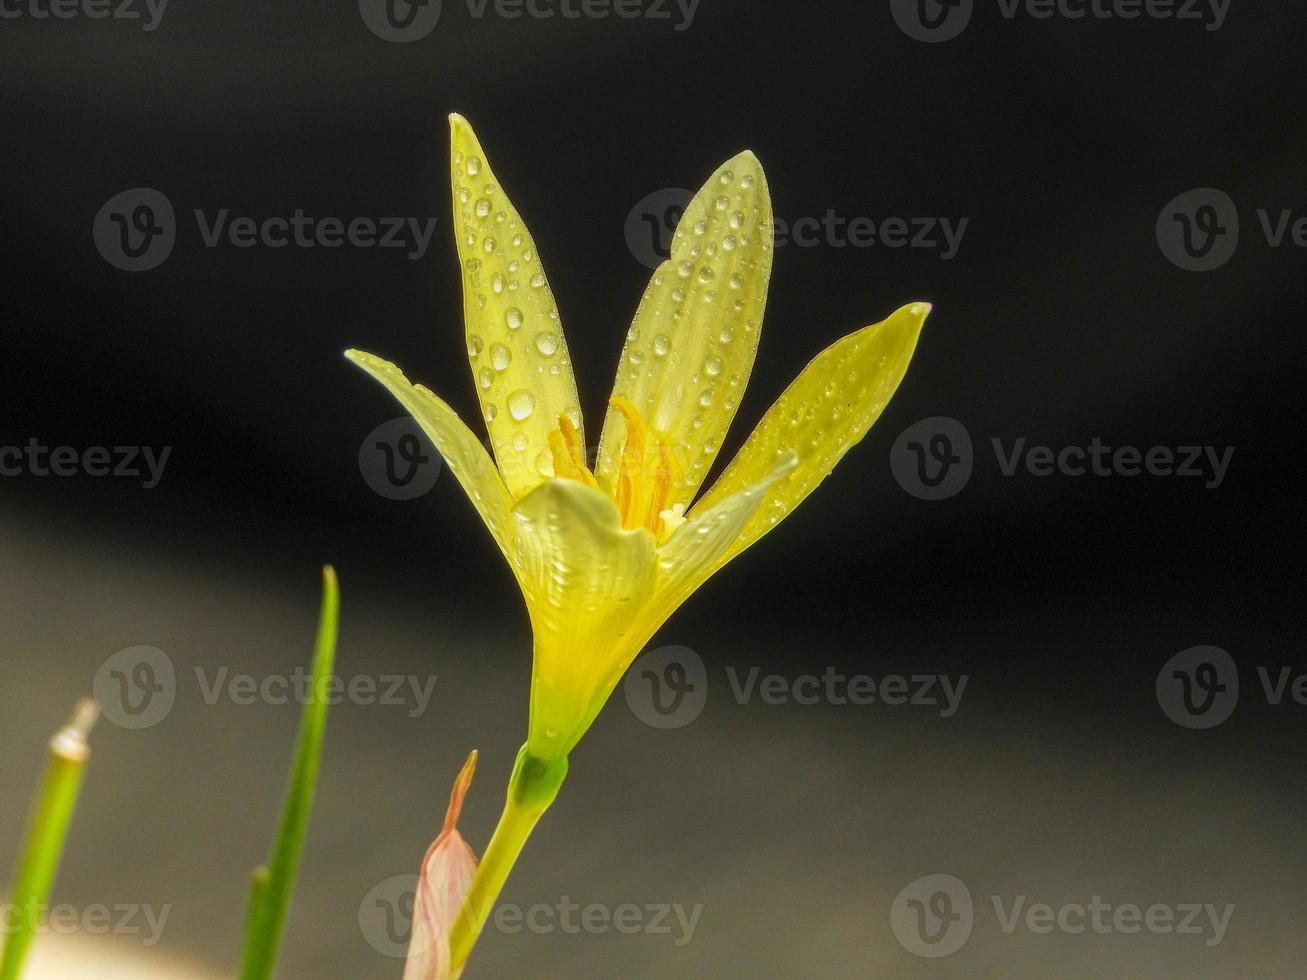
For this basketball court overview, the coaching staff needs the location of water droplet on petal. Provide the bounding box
[653,335,670,356]
[490,343,512,371]
[508,389,535,420]
[505,307,524,330]
[534,332,559,356]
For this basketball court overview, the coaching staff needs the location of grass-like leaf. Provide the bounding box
[0,700,98,980]
[238,565,340,980]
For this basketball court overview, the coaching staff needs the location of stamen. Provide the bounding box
[659,502,688,537]
[645,442,676,535]
[610,396,647,529]
[548,415,597,487]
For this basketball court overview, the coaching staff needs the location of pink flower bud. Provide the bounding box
[404,751,479,980]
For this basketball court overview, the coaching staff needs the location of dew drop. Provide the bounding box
[466,156,482,176]
[529,271,546,289]
[508,389,535,420]
[475,198,491,219]
[478,367,494,389]
[653,334,670,356]
[505,307,524,330]
[704,355,723,376]
[534,332,559,356]
[467,334,484,358]
[490,342,512,371]
[512,432,529,452]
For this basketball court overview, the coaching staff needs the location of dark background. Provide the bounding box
[2,1,1305,977]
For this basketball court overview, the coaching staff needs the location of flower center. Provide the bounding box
[547,398,682,539]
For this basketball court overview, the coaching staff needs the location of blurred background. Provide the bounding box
[2,1,1305,976]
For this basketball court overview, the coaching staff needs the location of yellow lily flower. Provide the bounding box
[348,114,929,972]
[349,114,929,763]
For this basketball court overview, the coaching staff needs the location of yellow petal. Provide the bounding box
[346,349,515,557]
[595,150,773,511]
[653,449,798,607]
[449,113,583,499]
[508,479,657,759]
[690,302,930,571]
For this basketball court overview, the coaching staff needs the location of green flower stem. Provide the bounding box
[448,746,568,976]
[238,565,340,980]
[0,700,98,980]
